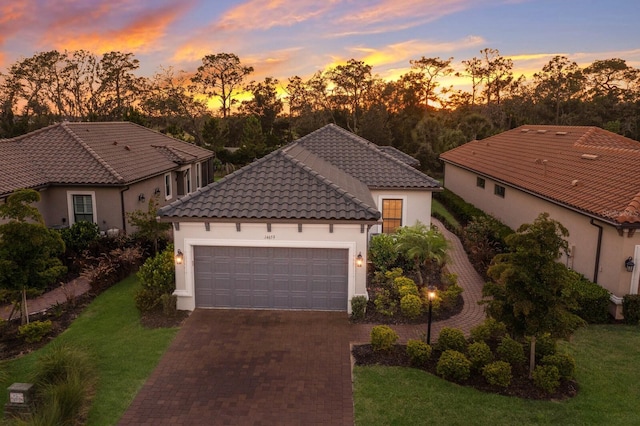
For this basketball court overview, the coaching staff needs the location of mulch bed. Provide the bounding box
[352,343,579,401]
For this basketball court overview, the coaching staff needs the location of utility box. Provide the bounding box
[4,383,34,419]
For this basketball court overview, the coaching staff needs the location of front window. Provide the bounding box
[382,199,403,234]
[72,194,93,223]
[494,184,505,198]
[477,177,485,189]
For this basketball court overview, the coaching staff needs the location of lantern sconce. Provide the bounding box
[138,193,146,202]
[176,249,184,265]
[625,256,635,272]
[154,187,161,196]
[355,252,364,268]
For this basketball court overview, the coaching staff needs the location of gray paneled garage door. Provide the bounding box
[194,246,348,311]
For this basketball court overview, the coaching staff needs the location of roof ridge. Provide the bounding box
[282,147,379,216]
[61,122,125,182]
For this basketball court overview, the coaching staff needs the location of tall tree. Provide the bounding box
[94,51,143,120]
[0,189,67,324]
[191,53,254,118]
[327,59,374,133]
[240,77,283,135]
[408,56,454,109]
[533,56,584,124]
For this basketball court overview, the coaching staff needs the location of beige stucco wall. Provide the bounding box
[172,221,370,313]
[444,163,640,318]
[368,189,433,236]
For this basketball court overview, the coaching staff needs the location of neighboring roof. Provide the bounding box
[378,145,421,167]
[440,125,640,226]
[295,124,440,190]
[0,122,214,196]
[158,146,381,221]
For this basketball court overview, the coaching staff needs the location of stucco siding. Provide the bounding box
[444,163,640,317]
[172,221,369,313]
[368,189,433,235]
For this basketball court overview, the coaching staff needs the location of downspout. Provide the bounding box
[120,185,130,234]
[590,219,603,283]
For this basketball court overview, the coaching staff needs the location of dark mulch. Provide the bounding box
[140,310,190,329]
[352,344,579,401]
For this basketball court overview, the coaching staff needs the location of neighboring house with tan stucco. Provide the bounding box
[159,124,441,313]
[0,122,215,233]
[440,125,640,319]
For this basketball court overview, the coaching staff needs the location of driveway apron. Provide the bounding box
[119,309,354,425]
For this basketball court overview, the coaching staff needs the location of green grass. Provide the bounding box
[354,324,640,425]
[0,275,179,425]
[432,199,461,230]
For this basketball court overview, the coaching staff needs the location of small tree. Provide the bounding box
[395,222,449,286]
[127,196,171,255]
[0,189,67,324]
[483,213,584,376]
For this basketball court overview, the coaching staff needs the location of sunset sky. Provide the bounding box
[1,0,639,89]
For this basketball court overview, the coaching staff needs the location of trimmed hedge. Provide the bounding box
[566,270,610,323]
[622,294,640,325]
[434,189,486,226]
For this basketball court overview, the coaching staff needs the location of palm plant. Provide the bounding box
[395,222,449,286]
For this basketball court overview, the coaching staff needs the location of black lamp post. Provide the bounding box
[426,285,436,345]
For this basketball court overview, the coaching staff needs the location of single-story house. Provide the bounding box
[159,124,441,313]
[440,125,640,318]
[0,121,215,233]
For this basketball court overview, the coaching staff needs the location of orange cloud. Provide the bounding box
[39,1,192,55]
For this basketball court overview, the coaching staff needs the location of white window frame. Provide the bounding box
[375,195,408,235]
[164,173,173,200]
[66,191,97,226]
[196,162,202,189]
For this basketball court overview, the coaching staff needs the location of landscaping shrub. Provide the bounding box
[373,289,398,317]
[30,343,96,425]
[496,336,526,366]
[437,327,467,353]
[368,233,398,271]
[529,334,557,360]
[160,293,178,316]
[482,360,512,388]
[566,270,610,323]
[541,353,576,380]
[350,295,368,320]
[406,339,432,366]
[440,283,464,307]
[81,245,144,293]
[436,350,471,382]
[400,294,423,319]
[622,294,640,325]
[395,277,418,298]
[532,364,560,394]
[135,245,176,313]
[58,221,100,254]
[370,325,398,352]
[470,318,507,342]
[467,341,494,371]
[18,320,53,343]
[434,189,484,226]
[463,215,512,275]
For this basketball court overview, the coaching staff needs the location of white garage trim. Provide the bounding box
[177,238,358,309]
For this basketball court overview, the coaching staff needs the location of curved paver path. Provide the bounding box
[351,217,486,343]
[0,277,91,321]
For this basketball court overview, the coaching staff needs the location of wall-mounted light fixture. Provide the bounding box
[154,187,161,196]
[138,193,146,202]
[355,252,364,268]
[176,249,184,265]
[625,256,635,272]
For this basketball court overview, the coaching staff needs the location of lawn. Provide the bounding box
[0,275,180,425]
[354,324,640,425]
[432,199,461,230]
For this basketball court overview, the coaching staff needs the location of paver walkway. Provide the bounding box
[350,217,486,343]
[0,276,91,321]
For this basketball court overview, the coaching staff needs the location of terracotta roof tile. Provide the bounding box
[0,122,214,195]
[440,125,640,225]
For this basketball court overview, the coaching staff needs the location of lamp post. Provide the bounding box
[426,285,436,345]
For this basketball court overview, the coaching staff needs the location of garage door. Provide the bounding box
[194,246,349,311]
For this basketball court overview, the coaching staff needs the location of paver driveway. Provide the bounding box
[119,309,354,425]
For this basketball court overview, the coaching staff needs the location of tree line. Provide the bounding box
[1,48,638,176]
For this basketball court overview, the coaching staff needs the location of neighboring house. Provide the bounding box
[440,125,640,318]
[158,124,441,313]
[0,122,215,233]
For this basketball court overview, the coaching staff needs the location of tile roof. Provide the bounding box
[0,122,213,195]
[378,145,421,167]
[295,124,440,189]
[158,146,381,221]
[440,125,640,225]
